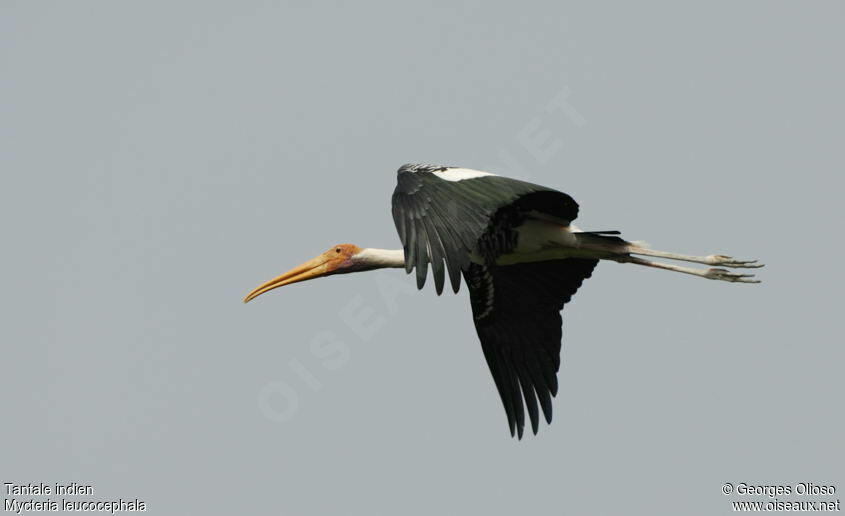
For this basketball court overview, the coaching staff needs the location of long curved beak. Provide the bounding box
[243,254,331,303]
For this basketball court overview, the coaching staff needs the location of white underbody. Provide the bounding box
[471,221,630,266]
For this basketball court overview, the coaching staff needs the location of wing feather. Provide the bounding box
[424,199,468,293]
[481,345,517,436]
[503,349,526,437]
[463,259,598,438]
[421,215,448,294]
[516,359,540,436]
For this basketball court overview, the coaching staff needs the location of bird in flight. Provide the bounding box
[244,164,763,438]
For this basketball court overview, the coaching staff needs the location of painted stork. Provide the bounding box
[244,164,763,438]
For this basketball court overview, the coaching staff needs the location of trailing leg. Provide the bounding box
[625,245,763,268]
[611,255,761,283]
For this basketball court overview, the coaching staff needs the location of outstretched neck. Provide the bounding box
[356,248,406,269]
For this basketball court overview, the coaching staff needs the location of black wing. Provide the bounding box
[391,164,579,294]
[463,258,598,438]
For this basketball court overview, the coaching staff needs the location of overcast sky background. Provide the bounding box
[2,2,843,515]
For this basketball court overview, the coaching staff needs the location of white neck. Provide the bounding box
[355,248,406,269]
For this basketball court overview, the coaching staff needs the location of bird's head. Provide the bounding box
[243,243,365,303]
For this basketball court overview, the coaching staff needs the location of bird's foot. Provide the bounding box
[704,268,761,283]
[705,255,764,268]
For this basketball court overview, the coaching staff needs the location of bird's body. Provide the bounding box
[245,164,763,438]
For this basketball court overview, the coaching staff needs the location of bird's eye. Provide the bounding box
[335,248,341,253]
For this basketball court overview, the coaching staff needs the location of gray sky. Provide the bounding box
[2,2,842,515]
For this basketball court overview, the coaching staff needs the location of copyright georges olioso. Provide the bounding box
[722,482,840,512]
[4,482,147,514]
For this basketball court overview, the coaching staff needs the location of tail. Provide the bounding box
[573,230,645,254]
[578,230,622,236]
